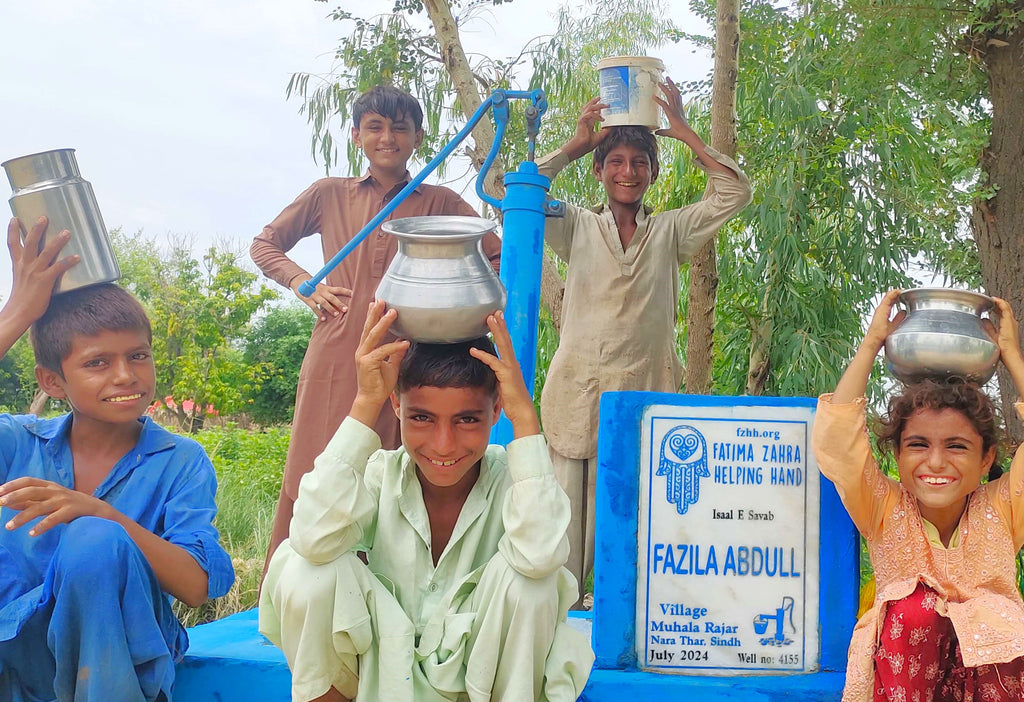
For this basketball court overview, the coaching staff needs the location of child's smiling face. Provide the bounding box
[896,407,996,529]
[351,111,423,176]
[37,329,156,427]
[392,384,500,491]
[593,143,659,207]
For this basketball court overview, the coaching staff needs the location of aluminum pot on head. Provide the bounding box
[375,215,506,343]
[884,287,999,384]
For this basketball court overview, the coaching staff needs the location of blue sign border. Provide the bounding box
[592,391,858,674]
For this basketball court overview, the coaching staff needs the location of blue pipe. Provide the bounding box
[489,160,550,446]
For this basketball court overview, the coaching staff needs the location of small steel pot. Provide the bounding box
[3,148,120,293]
[884,288,999,384]
[376,216,506,343]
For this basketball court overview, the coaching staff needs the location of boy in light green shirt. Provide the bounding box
[259,302,593,701]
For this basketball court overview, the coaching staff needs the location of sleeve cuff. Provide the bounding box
[176,530,236,600]
[817,392,867,407]
[320,416,384,473]
[536,149,572,179]
[505,433,554,482]
[699,146,750,184]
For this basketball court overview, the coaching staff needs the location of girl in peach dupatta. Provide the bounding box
[812,290,1024,702]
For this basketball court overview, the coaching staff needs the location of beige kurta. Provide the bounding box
[812,394,1024,702]
[258,417,593,701]
[536,148,753,459]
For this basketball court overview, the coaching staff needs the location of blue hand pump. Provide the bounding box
[297,89,562,445]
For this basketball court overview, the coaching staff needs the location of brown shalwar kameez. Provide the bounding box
[251,173,500,566]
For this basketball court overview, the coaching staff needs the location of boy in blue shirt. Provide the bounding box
[0,217,235,701]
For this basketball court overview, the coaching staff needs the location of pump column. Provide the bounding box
[491,161,550,445]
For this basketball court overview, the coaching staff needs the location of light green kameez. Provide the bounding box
[259,417,594,701]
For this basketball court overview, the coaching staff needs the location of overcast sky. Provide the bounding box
[0,0,711,303]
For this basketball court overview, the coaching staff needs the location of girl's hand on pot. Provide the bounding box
[862,289,905,353]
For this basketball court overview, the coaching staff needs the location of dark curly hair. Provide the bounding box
[874,378,1005,481]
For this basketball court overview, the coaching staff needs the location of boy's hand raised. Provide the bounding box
[470,311,541,439]
[350,300,410,428]
[562,97,609,162]
[654,77,694,141]
[4,217,79,328]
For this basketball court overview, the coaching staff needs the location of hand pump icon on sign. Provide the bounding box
[752,596,796,646]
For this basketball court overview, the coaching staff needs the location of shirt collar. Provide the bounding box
[25,413,177,456]
[355,170,423,194]
[592,202,653,222]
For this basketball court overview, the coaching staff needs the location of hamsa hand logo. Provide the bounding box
[657,425,709,515]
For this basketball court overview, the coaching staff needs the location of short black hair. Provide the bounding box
[30,283,152,375]
[594,126,659,169]
[396,337,498,397]
[352,85,424,132]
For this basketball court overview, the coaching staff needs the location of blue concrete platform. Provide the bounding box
[176,608,843,700]
[175,609,289,701]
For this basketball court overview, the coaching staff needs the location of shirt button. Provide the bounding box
[429,583,439,592]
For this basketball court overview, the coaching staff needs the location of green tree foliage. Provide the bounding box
[243,303,314,425]
[289,1,523,173]
[663,0,993,402]
[0,336,37,413]
[111,231,278,431]
[293,0,1010,409]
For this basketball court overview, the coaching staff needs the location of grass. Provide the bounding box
[171,425,287,628]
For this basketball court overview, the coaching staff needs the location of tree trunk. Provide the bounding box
[421,0,565,331]
[421,0,504,199]
[972,17,1024,444]
[686,0,740,394]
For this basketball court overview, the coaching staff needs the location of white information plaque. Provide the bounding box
[636,403,820,674]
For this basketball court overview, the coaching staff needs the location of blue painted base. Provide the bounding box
[175,608,289,701]
[582,669,845,700]
[176,609,845,701]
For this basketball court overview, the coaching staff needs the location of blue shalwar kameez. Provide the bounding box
[0,413,235,702]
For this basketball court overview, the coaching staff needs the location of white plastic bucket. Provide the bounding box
[597,56,665,129]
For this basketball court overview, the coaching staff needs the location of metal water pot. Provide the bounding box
[884,288,999,384]
[3,148,120,293]
[376,216,506,343]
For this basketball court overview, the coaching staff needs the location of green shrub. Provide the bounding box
[173,424,289,627]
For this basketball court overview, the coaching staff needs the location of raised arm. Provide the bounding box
[654,77,737,180]
[990,297,1024,400]
[471,312,570,577]
[0,217,79,359]
[289,301,409,563]
[833,290,905,403]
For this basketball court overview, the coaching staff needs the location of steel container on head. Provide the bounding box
[884,287,999,384]
[3,148,120,293]
[376,216,506,343]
